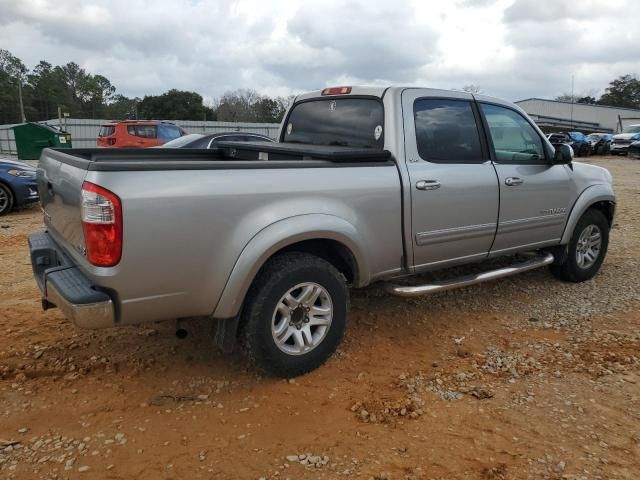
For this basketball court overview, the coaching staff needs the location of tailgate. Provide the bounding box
[37,149,88,255]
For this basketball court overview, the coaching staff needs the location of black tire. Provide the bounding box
[0,183,14,216]
[549,209,609,282]
[241,252,349,377]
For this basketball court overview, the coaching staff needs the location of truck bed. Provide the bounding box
[36,144,404,326]
[51,143,393,171]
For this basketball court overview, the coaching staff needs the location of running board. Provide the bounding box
[386,252,554,298]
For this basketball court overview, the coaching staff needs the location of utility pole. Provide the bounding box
[570,74,574,129]
[58,106,63,128]
[17,78,26,123]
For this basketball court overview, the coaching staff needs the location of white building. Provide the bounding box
[515,98,640,133]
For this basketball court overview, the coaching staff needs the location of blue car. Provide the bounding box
[0,158,39,216]
[567,132,592,157]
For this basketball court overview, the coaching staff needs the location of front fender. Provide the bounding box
[212,214,369,319]
[560,184,616,244]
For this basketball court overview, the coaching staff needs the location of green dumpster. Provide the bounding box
[12,123,72,160]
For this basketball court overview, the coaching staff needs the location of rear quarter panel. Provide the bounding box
[82,164,403,325]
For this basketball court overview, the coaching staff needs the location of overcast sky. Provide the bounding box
[1,0,638,103]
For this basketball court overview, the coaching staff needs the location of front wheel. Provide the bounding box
[549,209,609,282]
[0,183,14,216]
[241,252,349,377]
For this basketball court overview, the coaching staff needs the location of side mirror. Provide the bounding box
[552,143,573,165]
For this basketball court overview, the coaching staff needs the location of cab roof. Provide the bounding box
[294,86,519,110]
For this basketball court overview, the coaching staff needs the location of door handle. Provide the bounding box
[416,180,441,191]
[505,177,523,186]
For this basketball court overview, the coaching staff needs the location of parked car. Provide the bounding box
[30,86,615,377]
[97,121,187,148]
[567,131,592,157]
[586,133,613,155]
[610,124,640,155]
[160,132,274,148]
[546,133,575,156]
[0,158,38,216]
[629,140,640,159]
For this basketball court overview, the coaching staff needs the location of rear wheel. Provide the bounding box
[549,209,609,282]
[0,183,14,216]
[241,252,349,377]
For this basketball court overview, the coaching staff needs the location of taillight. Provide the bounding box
[81,181,122,267]
[321,86,352,95]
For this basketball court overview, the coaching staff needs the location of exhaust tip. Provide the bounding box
[175,328,188,339]
[175,319,188,339]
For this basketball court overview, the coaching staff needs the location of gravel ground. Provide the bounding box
[0,156,639,479]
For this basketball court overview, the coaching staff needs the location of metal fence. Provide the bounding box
[0,118,281,154]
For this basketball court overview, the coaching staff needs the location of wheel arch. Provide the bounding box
[212,214,369,320]
[0,179,16,213]
[560,184,615,244]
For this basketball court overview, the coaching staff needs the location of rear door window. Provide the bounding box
[127,125,157,138]
[99,126,115,137]
[283,98,384,149]
[413,98,484,163]
[158,124,183,141]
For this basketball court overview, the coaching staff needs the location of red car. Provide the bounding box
[97,121,186,148]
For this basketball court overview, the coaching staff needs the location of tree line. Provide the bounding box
[554,74,640,108]
[2,48,640,125]
[0,49,292,125]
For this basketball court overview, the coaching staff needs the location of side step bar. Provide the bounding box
[387,252,554,298]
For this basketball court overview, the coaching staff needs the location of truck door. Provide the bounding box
[478,102,574,254]
[401,89,499,270]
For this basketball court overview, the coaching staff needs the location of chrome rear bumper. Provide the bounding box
[29,231,115,329]
[45,281,114,329]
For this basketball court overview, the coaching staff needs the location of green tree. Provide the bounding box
[26,61,75,120]
[254,97,284,123]
[598,74,640,109]
[577,96,597,104]
[0,49,28,123]
[79,74,116,118]
[106,94,140,120]
[554,93,575,102]
[138,89,214,120]
[214,89,290,123]
[215,89,261,122]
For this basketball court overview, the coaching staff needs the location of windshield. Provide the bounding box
[160,134,204,148]
[283,98,384,149]
[623,125,640,134]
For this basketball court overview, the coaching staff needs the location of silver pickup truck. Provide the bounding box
[29,86,615,377]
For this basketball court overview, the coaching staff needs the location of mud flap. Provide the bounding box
[545,245,569,265]
[212,316,240,353]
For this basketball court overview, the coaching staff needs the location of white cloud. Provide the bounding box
[0,0,638,102]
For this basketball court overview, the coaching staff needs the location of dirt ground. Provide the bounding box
[1,156,639,480]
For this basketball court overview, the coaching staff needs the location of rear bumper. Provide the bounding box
[28,231,115,329]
